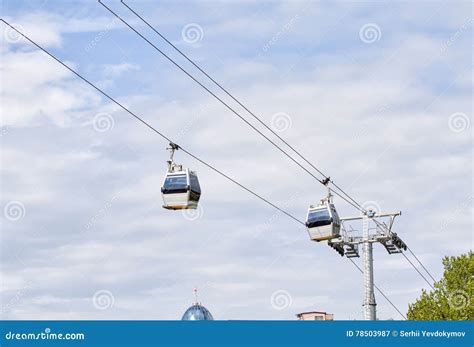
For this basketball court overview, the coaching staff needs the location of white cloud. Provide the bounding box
[3,13,62,48]
[102,63,140,77]
[1,49,102,127]
[0,0,471,321]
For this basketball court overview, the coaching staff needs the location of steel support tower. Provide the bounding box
[328,210,406,320]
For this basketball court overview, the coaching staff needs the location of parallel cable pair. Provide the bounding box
[101,1,438,290]
[0,18,405,319]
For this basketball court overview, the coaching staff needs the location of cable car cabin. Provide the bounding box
[161,168,201,210]
[305,202,341,242]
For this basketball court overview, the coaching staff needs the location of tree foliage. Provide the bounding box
[407,251,473,320]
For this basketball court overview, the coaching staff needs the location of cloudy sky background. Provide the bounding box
[0,0,472,320]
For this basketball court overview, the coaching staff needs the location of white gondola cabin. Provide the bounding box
[305,194,340,242]
[161,143,201,210]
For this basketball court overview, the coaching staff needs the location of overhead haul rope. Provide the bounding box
[0,19,407,320]
[102,0,438,291]
[98,0,366,214]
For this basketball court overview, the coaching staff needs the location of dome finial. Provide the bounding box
[182,289,214,320]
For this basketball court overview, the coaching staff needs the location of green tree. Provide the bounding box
[407,251,473,320]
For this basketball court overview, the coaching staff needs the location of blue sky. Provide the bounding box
[0,0,472,320]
